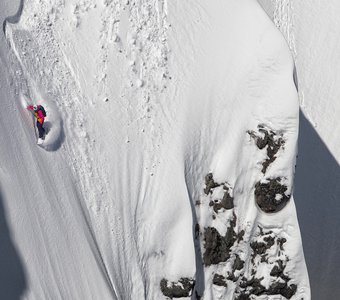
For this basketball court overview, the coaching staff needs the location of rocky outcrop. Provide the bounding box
[236,276,297,300]
[204,173,234,214]
[160,277,195,299]
[254,177,291,213]
[204,173,221,195]
[234,227,297,299]
[247,125,292,213]
[203,214,244,266]
[248,125,285,173]
[212,274,228,287]
[193,170,298,299]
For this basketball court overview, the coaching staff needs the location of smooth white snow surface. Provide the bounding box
[1,0,310,299]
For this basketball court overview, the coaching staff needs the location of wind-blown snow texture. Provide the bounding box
[1,0,311,299]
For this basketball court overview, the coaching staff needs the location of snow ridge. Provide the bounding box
[272,0,296,58]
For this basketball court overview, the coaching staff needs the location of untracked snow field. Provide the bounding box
[1,0,311,299]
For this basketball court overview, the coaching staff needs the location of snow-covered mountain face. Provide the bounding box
[258,1,340,299]
[0,0,312,299]
[258,0,340,154]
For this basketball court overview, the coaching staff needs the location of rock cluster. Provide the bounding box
[235,227,297,299]
[203,213,244,266]
[160,277,195,299]
[204,173,234,213]
[248,124,285,173]
[248,124,291,213]
[254,177,291,213]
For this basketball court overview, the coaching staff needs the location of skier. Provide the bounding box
[26,104,47,143]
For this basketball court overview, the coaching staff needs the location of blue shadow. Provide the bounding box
[0,186,27,299]
[295,111,340,299]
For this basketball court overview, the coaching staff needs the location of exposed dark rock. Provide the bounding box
[281,284,297,299]
[233,254,245,272]
[267,281,297,299]
[250,228,275,260]
[258,226,272,236]
[236,227,297,299]
[235,293,251,300]
[219,186,234,210]
[250,278,266,295]
[268,280,287,292]
[226,255,245,282]
[199,171,297,300]
[250,236,275,258]
[209,187,234,212]
[203,227,232,266]
[238,276,297,299]
[203,173,235,213]
[227,254,244,282]
[237,230,245,242]
[270,259,290,282]
[277,237,287,251]
[239,276,265,294]
[203,214,241,266]
[212,274,228,288]
[226,272,237,282]
[264,235,275,245]
[160,277,195,298]
[248,125,285,173]
[270,260,285,277]
[204,173,221,195]
[270,262,284,277]
[254,177,291,213]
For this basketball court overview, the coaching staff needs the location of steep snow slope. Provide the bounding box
[2,0,310,299]
[258,1,340,298]
[1,2,116,300]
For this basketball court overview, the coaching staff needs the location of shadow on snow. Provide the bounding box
[0,185,27,300]
[295,111,340,299]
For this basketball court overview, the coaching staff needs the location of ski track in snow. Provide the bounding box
[6,0,173,298]
[2,0,311,299]
[4,1,120,299]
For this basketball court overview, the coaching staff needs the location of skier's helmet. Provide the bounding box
[33,105,38,111]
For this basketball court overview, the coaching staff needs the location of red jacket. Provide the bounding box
[27,105,45,124]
